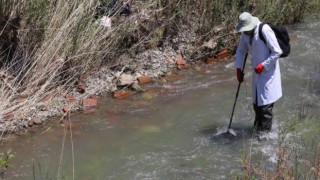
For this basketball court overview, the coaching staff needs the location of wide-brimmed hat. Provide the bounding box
[235,12,259,32]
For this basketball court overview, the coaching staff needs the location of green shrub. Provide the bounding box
[0,149,14,170]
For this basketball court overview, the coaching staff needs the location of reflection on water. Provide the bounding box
[2,17,320,179]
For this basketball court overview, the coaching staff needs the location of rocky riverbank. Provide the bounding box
[0,29,233,137]
[0,0,254,138]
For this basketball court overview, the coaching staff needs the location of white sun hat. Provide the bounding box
[235,12,259,32]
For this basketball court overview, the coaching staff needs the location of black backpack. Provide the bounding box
[258,23,290,58]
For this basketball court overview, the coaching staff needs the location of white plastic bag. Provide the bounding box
[99,16,111,28]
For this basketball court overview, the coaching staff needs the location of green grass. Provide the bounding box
[0,149,14,170]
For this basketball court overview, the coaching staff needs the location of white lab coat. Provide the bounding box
[235,21,283,106]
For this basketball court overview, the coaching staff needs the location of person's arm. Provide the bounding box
[235,34,248,70]
[235,34,248,82]
[260,25,283,71]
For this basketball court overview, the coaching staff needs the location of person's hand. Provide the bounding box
[236,68,244,82]
[255,63,264,74]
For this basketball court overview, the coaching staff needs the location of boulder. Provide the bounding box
[116,74,135,86]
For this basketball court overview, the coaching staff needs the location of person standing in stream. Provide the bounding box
[234,12,283,134]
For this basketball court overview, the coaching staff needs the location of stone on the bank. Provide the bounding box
[138,75,151,84]
[206,57,218,63]
[176,54,187,69]
[117,74,135,86]
[33,118,42,125]
[216,49,231,60]
[202,38,217,49]
[82,98,98,108]
[63,105,70,112]
[113,90,130,99]
[131,81,144,92]
[77,83,86,94]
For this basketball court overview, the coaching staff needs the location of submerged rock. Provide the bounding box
[139,125,161,133]
[142,92,157,101]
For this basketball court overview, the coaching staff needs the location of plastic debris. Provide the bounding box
[99,16,112,28]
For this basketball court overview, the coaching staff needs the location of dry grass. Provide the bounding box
[239,112,320,179]
[240,142,320,179]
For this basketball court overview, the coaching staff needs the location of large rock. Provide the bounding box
[116,73,135,86]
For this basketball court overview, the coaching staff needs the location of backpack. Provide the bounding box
[258,23,290,58]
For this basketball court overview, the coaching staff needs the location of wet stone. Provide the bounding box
[142,92,157,101]
[131,81,144,92]
[138,76,151,84]
[113,90,130,99]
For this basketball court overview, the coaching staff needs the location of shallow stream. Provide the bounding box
[2,17,320,179]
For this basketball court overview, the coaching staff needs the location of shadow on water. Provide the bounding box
[199,124,256,145]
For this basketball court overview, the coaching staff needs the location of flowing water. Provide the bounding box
[2,17,320,179]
